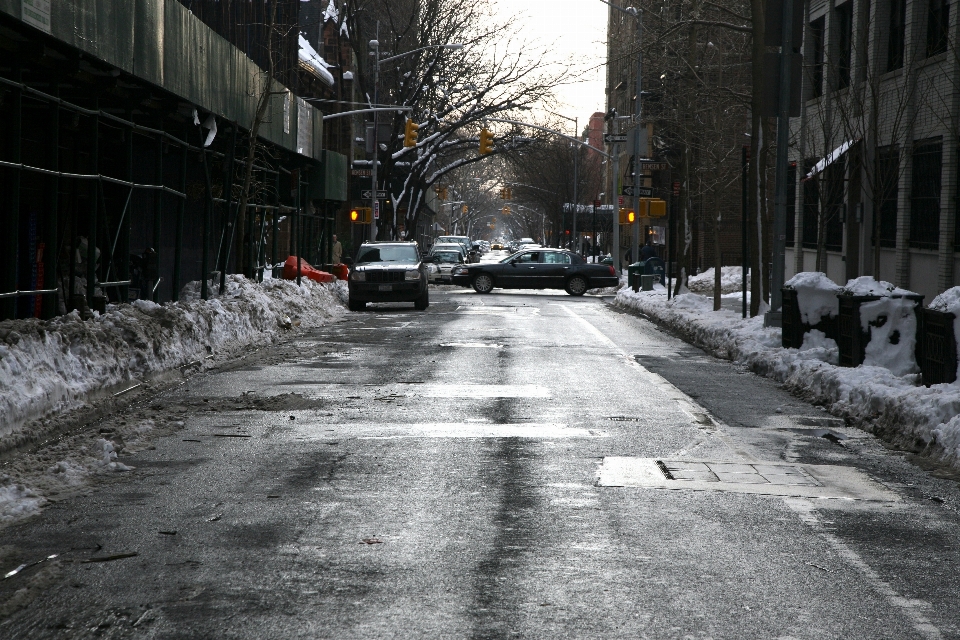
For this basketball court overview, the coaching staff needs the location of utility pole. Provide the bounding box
[768,0,800,325]
[631,7,644,264]
[369,34,380,243]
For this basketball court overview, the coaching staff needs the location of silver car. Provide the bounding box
[427,249,465,283]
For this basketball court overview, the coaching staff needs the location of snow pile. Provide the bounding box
[687,267,750,295]
[840,275,913,297]
[0,480,44,522]
[615,287,960,470]
[785,272,840,325]
[298,34,335,86]
[0,275,346,447]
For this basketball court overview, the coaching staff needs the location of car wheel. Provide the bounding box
[414,289,429,310]
[348,298,366,311]
[472,273,494,294]
[565,275,588,296]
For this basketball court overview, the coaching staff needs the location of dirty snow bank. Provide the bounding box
[615,286,960,470]
[0,275,347,446]
[687,267,750,294]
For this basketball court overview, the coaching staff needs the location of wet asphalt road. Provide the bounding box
[2,287,960,639]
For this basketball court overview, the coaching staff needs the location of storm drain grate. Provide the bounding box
[655,460,821,486]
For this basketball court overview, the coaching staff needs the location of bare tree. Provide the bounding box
[341,0,564,240]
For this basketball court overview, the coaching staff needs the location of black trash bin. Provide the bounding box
[781,287,839,349]
[837,293,924,367]
[920,308,957,386]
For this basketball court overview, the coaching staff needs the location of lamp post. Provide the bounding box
[368,40,464,242]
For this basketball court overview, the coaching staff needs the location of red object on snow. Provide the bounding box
[329,263,349,281]
[282,256,335,283]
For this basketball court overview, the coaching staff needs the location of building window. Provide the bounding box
[809,17,826,98]
[927,0,949,57]
[787,162,797,247]
[876,147,899,248]
[835,2,853,89]
[802,160,820,248]
[910,139,943,249]
[887,0,906,71]
[825,158,845,251]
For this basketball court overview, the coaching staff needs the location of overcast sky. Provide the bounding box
[493,0,609,131]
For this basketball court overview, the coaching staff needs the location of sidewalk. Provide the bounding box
[614,285,960,473]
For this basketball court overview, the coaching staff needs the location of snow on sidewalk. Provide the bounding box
[615,287,960,471]
[0,275,347,523]
[0,275,347,448]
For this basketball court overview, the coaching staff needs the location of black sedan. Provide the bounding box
[451,248,618,296]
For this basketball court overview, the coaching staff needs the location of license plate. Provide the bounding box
[378,284,393,291]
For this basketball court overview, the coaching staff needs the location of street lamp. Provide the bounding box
[545,111,580,251]
[368,40,465,241]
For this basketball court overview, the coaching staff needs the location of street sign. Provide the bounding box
[604,134,627,143]
[594,200,601,207]
[373,201,380,220]
[361,190,388,199]
[351,169,372,177]
[618,196,624,206]
[639,162,668,170]
[621,186,653,197]
[673,181,681,196]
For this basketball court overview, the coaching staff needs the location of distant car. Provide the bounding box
[436,235,472,258]
[348,241,430,311]
[426,249,464,284]
[430,242,468,263]
[451,248,618,296]
[491,243,503,250]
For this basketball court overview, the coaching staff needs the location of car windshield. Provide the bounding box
[434,252,460,264]
[355,245,419,264]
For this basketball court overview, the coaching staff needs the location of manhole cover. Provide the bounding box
[597,457,899,501]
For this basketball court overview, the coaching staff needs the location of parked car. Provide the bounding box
[451,248,618,296]
[426,249,464,284]
[348,241,430,311]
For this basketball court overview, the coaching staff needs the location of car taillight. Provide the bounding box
[608,265,616,276]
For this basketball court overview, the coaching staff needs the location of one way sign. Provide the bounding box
[362,190,388,199]
[621,186,653,197]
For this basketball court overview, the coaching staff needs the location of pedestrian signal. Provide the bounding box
[349,207,372,224]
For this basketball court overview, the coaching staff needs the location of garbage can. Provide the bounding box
[642,257,666,285]
[640,274,655,291]
[627,262,644,291]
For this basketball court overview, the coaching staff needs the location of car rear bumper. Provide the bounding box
[349,281,425,302]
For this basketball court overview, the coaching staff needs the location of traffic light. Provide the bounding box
[639,198,667,218]
[479,128,494,155]
[404,119,419,147]
[499,188,506,199]
[462,204,469,214]
[619,208,636,224]
[436,186,447,201]
[502,206,510,215]
[349,207,372,224]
